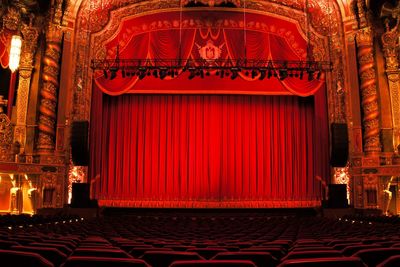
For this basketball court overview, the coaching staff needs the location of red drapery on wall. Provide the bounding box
[89,10,330,208]
[89,85,329,208]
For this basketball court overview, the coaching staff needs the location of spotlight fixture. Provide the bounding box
[92,59,332,81]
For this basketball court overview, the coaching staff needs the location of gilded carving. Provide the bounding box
[356,27,381,153]
[2,7,21,31]
[14,25,39,148]
[381,18,400,152]
[0,110,14,162]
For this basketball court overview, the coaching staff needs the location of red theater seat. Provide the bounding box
[277,257,367,267]
[72,247,132,258]
[281,250,343,261]
[212,251,278,267]
[130,247,173,257]
[341,244,382,256]
[377,255,400,267]
[60,256,149,267]
[353,248,400,267]
[140,251,204,267]
[187,248,228,259]
[11,245,67,267]
[169,260,257,267]
[0,249,54,267]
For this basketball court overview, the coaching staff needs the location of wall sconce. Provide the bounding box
[9,35,22,73]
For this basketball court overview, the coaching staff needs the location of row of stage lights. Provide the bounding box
[92,59,332,82]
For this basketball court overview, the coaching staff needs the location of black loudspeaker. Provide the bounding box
[330,123,349,167]
[71,183,90,208]
[328,184,348,208]
[71,121,89,166]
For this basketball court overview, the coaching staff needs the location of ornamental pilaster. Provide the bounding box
[381,20,400,152]
[356,27,381,154]
[36,24,63,153]
[14,25,39,150]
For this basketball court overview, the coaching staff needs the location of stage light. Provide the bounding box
[267,69,273,79]
[279,69,288,80]
[109,70,117,80]
[139,71,146,80]
[153,70,158,78]
[230,70,239,80]
[259,69,266,80]
[307,69,315,81]
[159,69,168,79]
[251,69,258,79]
[316,71,322,80]
[188,70,196,79]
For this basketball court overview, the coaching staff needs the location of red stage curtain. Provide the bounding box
[89,87,328,208]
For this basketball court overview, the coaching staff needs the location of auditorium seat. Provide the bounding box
[281,250,343,261]
[0,240,19,249]
[341,244,382,256]
[169,260,257,266]
[241,247,286,260]
[277,257,367,267]
[377,255,400,267]
[0,249,54,267]
[353,248,400,267]
[11,245,67,267]
[212,251,278,267]
[139,251,204,267]
[60,256,149,267]
[130,247,174,257]
[29,242,73,255]
[187,248,228,259]
[71,247,133,258]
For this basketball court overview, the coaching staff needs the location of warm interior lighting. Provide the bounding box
[9,35,22,73]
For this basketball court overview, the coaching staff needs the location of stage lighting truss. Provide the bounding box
[91,58,332,81]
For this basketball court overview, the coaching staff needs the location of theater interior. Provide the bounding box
[0,0,400,266]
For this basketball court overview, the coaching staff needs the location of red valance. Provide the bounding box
[93,10,325,96]
[0,29,11,68]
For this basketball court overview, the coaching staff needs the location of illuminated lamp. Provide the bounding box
[9,35,22,73]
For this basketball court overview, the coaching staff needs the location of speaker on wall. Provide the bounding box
[71,121,89,166]
[330,123,349,167]
[71,183,90,208]
[328,184,348,208]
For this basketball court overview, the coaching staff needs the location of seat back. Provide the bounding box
[277,257,367,267]
[72,248,132,258]
[353,248,400,267]
[0,249,54,267]
[170,259,257,267]
[61,256,149,267]
[11,245,67,267]
[140,251,204,267]
[187,248,228,259]
[377,255,400,267]
[212,251,278,267]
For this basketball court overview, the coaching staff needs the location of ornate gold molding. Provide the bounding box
[381,19,400,152]
[356,27,381,154]
[14,25,39,149]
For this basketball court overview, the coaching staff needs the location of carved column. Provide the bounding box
[37,24,63,153]
[381,21,400,152]
[14,25,39,150]
[356,27,381,154]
